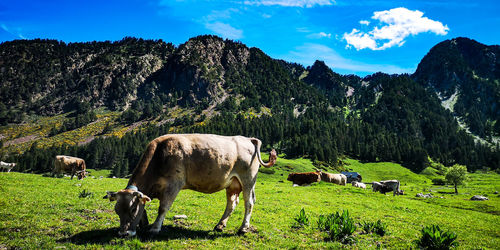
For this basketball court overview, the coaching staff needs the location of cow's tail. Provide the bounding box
[251,138,277,168]
[128,140,158,186]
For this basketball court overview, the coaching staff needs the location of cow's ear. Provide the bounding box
[133,191,151,205]
[140,195,151,205]
[103,191,117,201]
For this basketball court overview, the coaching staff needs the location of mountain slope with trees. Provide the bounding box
[0,35,498,176]
[413,37,500,140]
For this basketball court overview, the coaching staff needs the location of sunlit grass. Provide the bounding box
[0,158,498,249]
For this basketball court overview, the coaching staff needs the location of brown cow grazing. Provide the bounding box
[104,134,277,237]
[287,172,321,186]
[351,181,366,189]
[372,180,403,196]
[319,171,347,186]
[53,155,87,180]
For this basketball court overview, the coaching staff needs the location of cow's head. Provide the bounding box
[76,171,87,180]
[104,189,151,236]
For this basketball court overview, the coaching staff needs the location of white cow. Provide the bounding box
[104,134,277,237]
[351,181,366,189]
[0,161,16,172]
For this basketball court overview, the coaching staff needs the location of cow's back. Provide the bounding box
[140,134,256,194]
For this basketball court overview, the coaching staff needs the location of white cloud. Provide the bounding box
[359,20,370,25]
[205,22,243,39]
[307,32,332,39]
[284,43,412,75]
[343,7,449,50]
[243,0,335,8]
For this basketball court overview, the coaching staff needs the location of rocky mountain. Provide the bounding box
[413,37,500,139]
[1,35,499,172]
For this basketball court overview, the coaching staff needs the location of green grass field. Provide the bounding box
[0,158,499,249]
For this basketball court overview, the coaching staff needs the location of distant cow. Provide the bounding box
[287,172,321,186]
[53,155,87,180]
[319,171,347,186]
[351,181,366,189]
[372,180,403,196]
[0,161,16,172]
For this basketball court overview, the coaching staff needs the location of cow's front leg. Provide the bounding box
[215,178,241,232]
[238,187,255,234]
[149,181,183,234]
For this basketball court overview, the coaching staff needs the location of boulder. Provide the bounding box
[416,193,433,198]
[471,195,489,201]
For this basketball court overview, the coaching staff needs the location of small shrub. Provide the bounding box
[416,225,459,249]
[292,208,309,228]
[317,210,357,244]
[79,189,94,198]
[362,219,387,236]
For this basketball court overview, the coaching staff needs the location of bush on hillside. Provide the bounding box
[416,224,459,249]
[317,210,357,244]
[292,208,309,228]
[362,219,388,236]
[432,178,446,185]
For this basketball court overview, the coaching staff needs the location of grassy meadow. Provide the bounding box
[0,157,499,249]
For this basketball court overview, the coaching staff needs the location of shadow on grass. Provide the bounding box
[437,191,456,194]
[60,225,235,245]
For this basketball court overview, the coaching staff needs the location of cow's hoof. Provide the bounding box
[148,228,161,234]
[214,224,225,232]
[118,230,136,237]
[237,227,249,235]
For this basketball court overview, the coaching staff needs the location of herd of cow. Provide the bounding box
[1,133,403,237]
[286,170,403,195]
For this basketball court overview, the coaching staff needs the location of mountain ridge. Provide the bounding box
[1,35,499,173]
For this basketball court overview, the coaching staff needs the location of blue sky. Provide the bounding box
[1,0,499,76]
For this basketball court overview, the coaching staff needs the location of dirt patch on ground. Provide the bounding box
[124,121,144,133]
[3,135,38,146]
[78,136,95,146]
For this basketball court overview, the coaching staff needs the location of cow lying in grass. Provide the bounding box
[351,181,366,189]
[318,171,347,186]
[104,134,277,237]
[287,171,321,186]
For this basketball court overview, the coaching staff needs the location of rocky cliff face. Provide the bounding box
[0,38,174,115]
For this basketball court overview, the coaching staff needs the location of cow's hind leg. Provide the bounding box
[214,177,242,232]
[149,180,184,234]
[238,186,256,234]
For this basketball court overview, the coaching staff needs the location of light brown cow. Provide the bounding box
[53,155,87,180]
[319,171,347,186]
[104,134,277,237]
